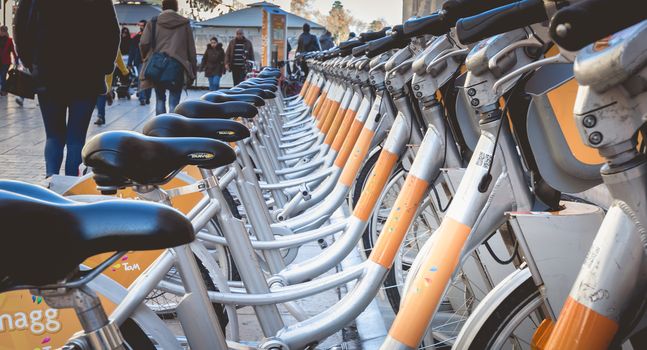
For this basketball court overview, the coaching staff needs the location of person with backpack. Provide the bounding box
[200,37,225,91]
[296,23,320,77]
[139,0,197,115]
[225,29,254,86]
[14,0,119,183]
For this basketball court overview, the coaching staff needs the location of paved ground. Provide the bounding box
[0,91,195,183]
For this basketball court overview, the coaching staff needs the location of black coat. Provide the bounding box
[201,43,225,77]
[297,32,320,53]
[128,32,143,67]
[14,0,120,99]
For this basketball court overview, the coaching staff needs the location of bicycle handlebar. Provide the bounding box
[403,12,450,37]
[352,43,369,57]
[456,0,548,44]
[339,40,365,57]
[550,0,647,51]
[359,27,391,42]
[365,25,410,58]
[401,0,519,38]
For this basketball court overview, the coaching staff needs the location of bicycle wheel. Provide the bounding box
[454,268,545,349]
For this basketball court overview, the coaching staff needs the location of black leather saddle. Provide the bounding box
[238,82,278,93]
[247,78,279,85]
[0,180,194,288]
[201,92,265,107]
[174,100,258,119]
[258,70,281,78]
[223,88,276,99]
[82,131,236,188]
[143,113,250,142]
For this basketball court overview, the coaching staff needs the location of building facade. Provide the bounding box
[402,0,444,20]
[195,1,325,64]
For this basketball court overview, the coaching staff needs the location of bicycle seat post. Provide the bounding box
[38,285,126,350]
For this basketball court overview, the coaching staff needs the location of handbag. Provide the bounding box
[143,17,184,89]
[5,66,36,99]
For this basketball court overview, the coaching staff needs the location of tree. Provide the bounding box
[185,0,221,21]
[368,19,386,32]
[150,0,223,21]
[324,0,354,44]
[291,0,315,20]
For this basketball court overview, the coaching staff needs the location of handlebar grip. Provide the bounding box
[339,39,363,51]
[365,35,410,58]
[442,0,518,23]
[352,43,369,57]
[359,27,391,42]
[390,24,405,36]
[550,0,646,51]
[456,0,548,44]
[403,12,451,37]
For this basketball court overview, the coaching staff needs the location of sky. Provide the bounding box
[239,0,404,28]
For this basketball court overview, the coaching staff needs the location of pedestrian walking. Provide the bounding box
[296,23,320,77]
[0,26,19,97]
[225,29,254,86]
[319,30,334,50]
[139,0,197,115]
[297,23,320,53]
[120,27,132,55]
[14,0,120,182]
[128,19,151,105]
[95,51,129,125]
[200,37,225,91]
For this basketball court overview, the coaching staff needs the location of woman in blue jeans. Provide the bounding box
[14,0,120,180]
[200,37,225,91]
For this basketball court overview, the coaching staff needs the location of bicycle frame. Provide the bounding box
[543,22,647,349]
[381,29,541,349]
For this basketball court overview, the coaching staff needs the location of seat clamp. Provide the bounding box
[165,176,219,198]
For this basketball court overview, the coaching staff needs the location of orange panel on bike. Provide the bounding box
[331,110,357,152]
[339,128,375,187]
[323,108,347,145]
[353,150,400,221]
[334,119,366,168]
[387,217,471,348]
[544,297,617,350]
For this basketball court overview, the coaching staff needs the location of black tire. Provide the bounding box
[458,271,542,349]
[121,318,156,350]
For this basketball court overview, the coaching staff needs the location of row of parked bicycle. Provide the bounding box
[0,0,645,349]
